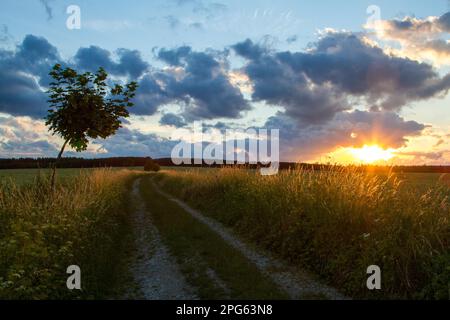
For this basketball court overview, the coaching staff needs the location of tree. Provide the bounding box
[144,157,160,172]
[46,64,138,188]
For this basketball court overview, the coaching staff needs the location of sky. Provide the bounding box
[0,0,449,164]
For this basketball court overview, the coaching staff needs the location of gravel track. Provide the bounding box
[123,179,197,300]
[153,183,349,300]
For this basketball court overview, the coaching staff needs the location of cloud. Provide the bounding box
[159,113,187,127]
[172,0,227,18]
[0,25,12,43]
[91,126,178,158]
[0,35,151,119]
[0,35,61,117]
[0,30,444,161]
[74,46,149,79]
[165,15,181,29]
[395,150,446,161]
[39,0,53,21]
[0,116,58,157]
[264,110,426,161]
[0,115,178,158]
[158,46,192,65]
[0,70,48,117]
[0,35,250,120]
[232,33,450,124]
[154,46,250,120]
[369,12,450,65]
[286,35,298,44]
[84,20,137,32]
[132,74,174,115]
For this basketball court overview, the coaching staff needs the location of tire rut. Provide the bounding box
[122,178,197,300]
[153,182,349,300]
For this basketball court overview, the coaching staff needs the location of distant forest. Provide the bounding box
[0,157,450,173]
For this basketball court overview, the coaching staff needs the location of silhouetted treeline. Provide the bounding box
[0,157,151,169]
[0,157,449,173]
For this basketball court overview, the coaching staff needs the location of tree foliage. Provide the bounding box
[46,64,138,152]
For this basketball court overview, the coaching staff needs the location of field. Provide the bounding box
[0,167,144,185]
[0,168,143,299]
[0,167,449,300]
[153,167,450,299]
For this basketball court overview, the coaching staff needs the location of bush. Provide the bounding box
[144,158,160,172]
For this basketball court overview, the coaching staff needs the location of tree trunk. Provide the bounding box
[51,139,69,190]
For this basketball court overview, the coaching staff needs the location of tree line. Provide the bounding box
[0,157,449,173]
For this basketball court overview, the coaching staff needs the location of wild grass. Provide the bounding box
[0,168,140,299]
[155,167,450,299]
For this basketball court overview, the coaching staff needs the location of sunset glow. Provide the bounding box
[350,145,395,163]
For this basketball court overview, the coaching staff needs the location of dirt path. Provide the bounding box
[153,183,349,300]
[123,176,347,300]
[122,179,197,300]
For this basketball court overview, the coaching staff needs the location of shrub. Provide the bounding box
[144,158,160,172]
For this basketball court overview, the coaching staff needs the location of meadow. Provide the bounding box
[0,166,449,299]
[0,167,144,185]
[154,167,450,299]
[0,168,142,299]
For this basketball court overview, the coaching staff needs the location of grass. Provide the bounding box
[154,166,450,300]
[0,167,144,185]
[139,175,288,299]
[0,168,142,299]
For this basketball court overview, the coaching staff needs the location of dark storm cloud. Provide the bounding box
[153,46,250,120]
[0,139,56,155]
[232,39,266,60]
[0,35,151,119]
[438,12,450,31]
[132,74,172,116]
[0,69,48,117]
[158,46,191,65]
[159,113,186,127]
[336,110,425,148]
[233,33,450,123]
[0,35,61,117]
[0,34,249,120]
[265,110,425,161]
[74,46,149,79]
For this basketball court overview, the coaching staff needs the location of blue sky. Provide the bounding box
[1,0,446,54]
[0,0,449,164]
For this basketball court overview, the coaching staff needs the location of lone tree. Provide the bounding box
[46,64,138,188]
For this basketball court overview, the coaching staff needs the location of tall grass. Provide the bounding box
[155,167,450,299]
[0,169,139,299]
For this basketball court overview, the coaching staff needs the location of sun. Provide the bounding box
[350,145,395,164]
